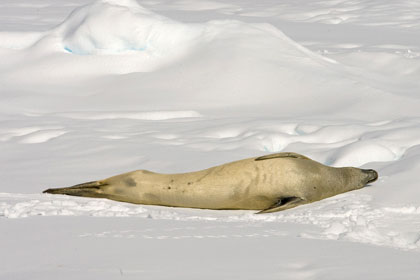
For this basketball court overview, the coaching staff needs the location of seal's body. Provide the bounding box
[43,153,378,213]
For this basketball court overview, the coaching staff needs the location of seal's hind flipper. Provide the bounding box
[257,196,304,214]
[43,181,108,198]
[255,152,310,161]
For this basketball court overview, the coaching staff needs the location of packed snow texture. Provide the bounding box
[1,0,420,278]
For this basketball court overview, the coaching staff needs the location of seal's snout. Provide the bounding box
[362,169,378,184]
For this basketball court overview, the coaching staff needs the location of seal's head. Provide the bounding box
[361,169,379,184]
[339,167,379,192]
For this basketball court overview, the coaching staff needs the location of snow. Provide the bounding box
[1,0,420,278]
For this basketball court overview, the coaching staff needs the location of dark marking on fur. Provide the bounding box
[125,178,137,187]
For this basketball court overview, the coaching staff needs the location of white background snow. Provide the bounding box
[1,0,420,278]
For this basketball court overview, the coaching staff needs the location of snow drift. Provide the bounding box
[2,0,419,119]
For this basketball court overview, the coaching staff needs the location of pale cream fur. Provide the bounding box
[44,152,378,213]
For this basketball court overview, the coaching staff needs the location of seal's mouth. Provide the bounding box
[362,169,378,184]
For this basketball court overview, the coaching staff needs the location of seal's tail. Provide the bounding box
[43,181,108,198]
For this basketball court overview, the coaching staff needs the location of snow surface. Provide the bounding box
[1,0,420,278]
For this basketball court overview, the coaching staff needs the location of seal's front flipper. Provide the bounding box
[43,181,108,198]
[257,196,304,214]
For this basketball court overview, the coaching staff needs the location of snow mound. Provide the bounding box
[0,0,334,78]
[2,0,420,119]
[57,0,201,55]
